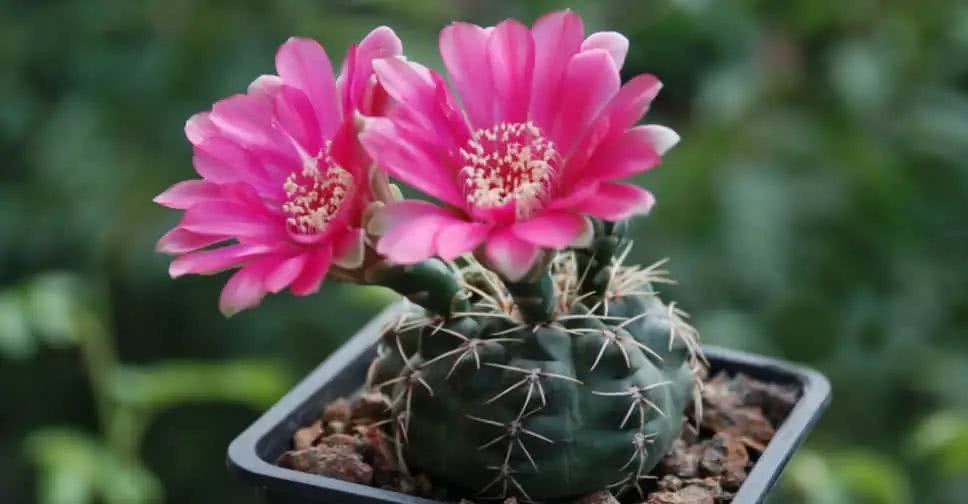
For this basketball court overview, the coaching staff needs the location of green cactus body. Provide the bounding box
[368,244,703,501]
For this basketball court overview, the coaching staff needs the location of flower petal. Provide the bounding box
[604,74,662,131]
[289,246,333,296]
[549,49,621,156]
[440,22,495,128]
[154,180,222,209]
[218,258,277,317]
[341,26,403,113]
[332,227,365,269]
[371,201,462,264]
[484,229,541,282]
[360,118,464,207]
[529,10,584,128]
[179,200,283,241]
[169,243,274,278]
[488,19,534,124]
[574,182,655,221]
[638,124,680,155]
[510,211,586,248]
[192,137,273,192]
[156,228,227,255]
[581,31,629,69]
[264,254,308,293]
[275,37,341,138]
[185,112,217,145]
[273,85,322,156]
[436,221,492,260]
[582,126,662,182]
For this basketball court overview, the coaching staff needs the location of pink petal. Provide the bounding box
[264,254,307,293]
[638,124,680,155]
[289,246,333,296]
[192,137,272,190]
[488,19,534,124]
[359,119,464,207]
[367,200,456,234]
[582,126,661,182]
[209,93,277,150]
[574,182,655,221]
[529,10,584,128]
[218,258,277,317]
[169,243,274,278]
[371,201,462,264]
[549,49,621,156]
[247,75,283,102]
[331,227,365,269]
[156,228,227,255]
[484,229,541,282]
[275,37,341,138]
[185,112,217,145]
[440,22,495,128]
[436,221,492,260]
[179,200,283,241]
[371,60,469,150]
[604,74,662,132]
[342,26,403,113]
[371,58,434,107]
[154,180,222,209]
[273,85,322,156]
[581,31,629,69]
[510,211,586,248]
[547,179,601,211]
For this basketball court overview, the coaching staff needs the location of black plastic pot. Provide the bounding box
[228,305,831,504]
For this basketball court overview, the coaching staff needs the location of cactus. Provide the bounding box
[367,225,705,501]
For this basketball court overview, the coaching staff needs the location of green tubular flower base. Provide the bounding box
[364,259,469,318]
[368,255,703,501]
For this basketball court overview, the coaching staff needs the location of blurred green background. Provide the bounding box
[1,0,966,502]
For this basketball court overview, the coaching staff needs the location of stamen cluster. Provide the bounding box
[459,121,558,218]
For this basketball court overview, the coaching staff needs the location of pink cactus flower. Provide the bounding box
[155,27,402,316]
[362,10,679,281]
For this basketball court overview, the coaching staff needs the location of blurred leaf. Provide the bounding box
[784,449,913,504]
[0,291,35,359]
[107,360,293,412]
[911,410,968,475]
[25,428,162,504]
[23,273,90,348]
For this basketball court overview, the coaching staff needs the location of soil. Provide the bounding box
[277,371,799,503]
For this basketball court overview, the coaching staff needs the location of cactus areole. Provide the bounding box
[366,222,705,501]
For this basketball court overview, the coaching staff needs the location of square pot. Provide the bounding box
[228,305,831,504]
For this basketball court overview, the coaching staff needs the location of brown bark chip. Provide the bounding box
[575,489,620,504]
[278,445,374,485]
[292,420,323,450]
[322,397,352,426]
[350,392,392,424]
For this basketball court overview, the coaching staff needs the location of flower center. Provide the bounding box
[459,121,558,218]
[282,145,354,235]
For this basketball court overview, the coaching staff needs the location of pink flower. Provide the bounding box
[362,10,679,281]
[155,27,403,316]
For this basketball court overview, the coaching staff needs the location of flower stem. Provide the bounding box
[505,270,556,324]
[364,258,469,318]
[575,219,630,306]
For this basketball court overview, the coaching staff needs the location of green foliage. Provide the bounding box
[782,449,913,504]
[0,274,293,504]
[25,429,162,504]
[1,0,966,502]
[108,361,292,413]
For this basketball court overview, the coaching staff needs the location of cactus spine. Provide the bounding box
[368,225,704,501]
